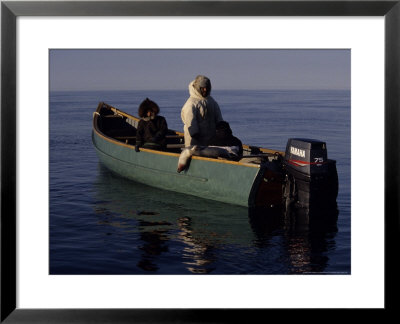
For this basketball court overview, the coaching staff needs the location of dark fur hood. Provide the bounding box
[138,98,160,118]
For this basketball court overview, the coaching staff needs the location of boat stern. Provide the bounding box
[248,158,284,208]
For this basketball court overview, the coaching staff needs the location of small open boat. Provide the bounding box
[92,102,338,208]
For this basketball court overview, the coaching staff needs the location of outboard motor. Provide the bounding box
[283,138,338,209]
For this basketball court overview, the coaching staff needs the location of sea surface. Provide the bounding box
[49,89,351,274]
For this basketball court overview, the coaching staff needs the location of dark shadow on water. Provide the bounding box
[249,204,339,274]
[137,229,169,272]
[90,163,340,274]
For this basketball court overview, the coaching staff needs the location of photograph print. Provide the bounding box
[49,49,350,275]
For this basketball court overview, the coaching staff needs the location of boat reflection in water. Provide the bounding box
[250,203,338,274]
[93,164,338,274]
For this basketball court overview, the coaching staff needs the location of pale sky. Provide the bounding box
[49,49,350,91]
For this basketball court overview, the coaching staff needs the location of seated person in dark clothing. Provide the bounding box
[177,121,243,172]
[207,121,243,159]
[135,98,168,152]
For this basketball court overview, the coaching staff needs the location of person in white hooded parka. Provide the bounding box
[181,75,223,146]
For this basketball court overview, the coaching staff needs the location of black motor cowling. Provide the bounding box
[283,138,338,209]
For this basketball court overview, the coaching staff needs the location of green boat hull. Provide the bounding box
[92,130,262,207]
[92,102,340,210]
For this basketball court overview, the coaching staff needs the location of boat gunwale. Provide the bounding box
[93,102,282,168]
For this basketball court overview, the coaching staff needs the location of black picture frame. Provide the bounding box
[1,1,399,322]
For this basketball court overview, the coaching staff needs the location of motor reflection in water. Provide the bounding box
[92,164,339,274]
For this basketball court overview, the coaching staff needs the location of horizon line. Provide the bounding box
[50,88,351,92]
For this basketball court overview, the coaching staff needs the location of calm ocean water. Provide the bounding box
[49,89,350,274]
